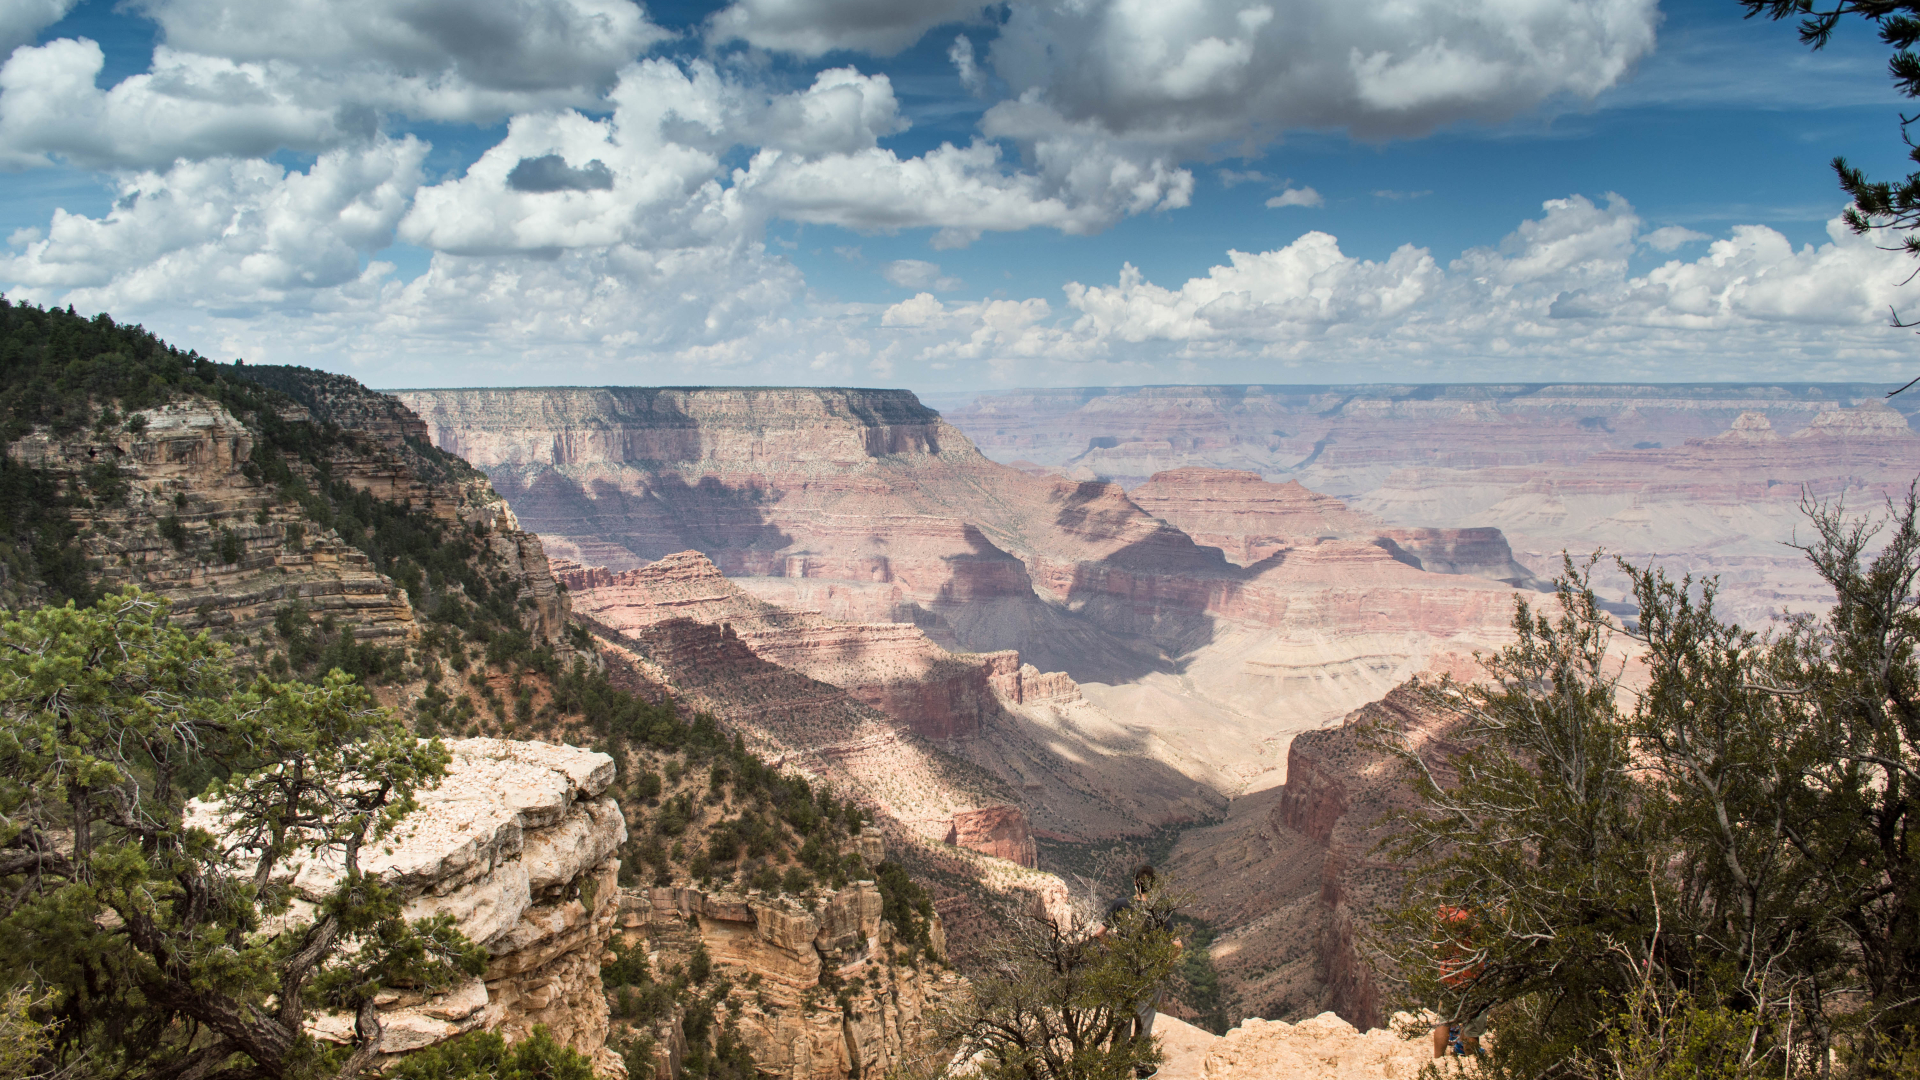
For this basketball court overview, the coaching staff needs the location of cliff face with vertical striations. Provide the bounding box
[615,879,961,1080]
[1167,683,1463,1028]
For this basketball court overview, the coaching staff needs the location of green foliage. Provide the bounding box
[1745,1,1920,271]
[1379,494,1920,1075]
[0,302,207,441]
[1170,916,1226,1035]
[689,940,713,985]
[0,588,474,1080]
[942,889,1181,1080]
[0,988,57,1080]
[0,302,231,599]
[1572,985,1775,1080]
[0,453,88,603]
[157,512,187,551]
[875,861,937,959]
[384,1027,595,1080]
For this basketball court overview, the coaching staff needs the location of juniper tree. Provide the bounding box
[1377,491,1920,1076]
[0,588,483,1080]
[940,887,1183,1080]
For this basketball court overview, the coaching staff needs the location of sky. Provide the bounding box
[1,0,1918,391]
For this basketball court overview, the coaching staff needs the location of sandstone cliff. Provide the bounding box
[559,550,1225,845]
[9,373,576,661]
[935,384,1920,628]
[613,879,961,1079]
[1129,468,1540,588]
[190,738,629,1074]
[1168,683,1463,1028]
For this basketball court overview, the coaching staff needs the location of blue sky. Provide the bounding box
[0,0,1916,390]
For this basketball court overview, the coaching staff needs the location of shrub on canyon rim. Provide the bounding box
[1379,492,1920,1077]
[940,885,1182,1080]
[0,588,483,1080]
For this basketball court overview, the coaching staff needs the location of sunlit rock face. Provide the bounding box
[400,387,1522,801]
[557,549,1214,848]
[1167,683,1464,1029]
[616,880,961,1080]
[192,739,629,1074]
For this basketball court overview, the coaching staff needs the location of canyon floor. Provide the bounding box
[398,381,1908,1027]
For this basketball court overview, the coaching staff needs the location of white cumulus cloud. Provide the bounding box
[1266,186,1322,208]
[985,0,1659,151]
[2,138,426,309]
[708,0,988,57]
[0,0,76,56]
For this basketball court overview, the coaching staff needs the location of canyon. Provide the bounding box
[395,379,1911,1034]
[400,387,1525,805]
[932,383,1920,626]
[393,384,1557,1031]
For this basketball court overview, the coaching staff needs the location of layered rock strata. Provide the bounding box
[11,384,576,655]
[192,738,629,1073]
[1129,468,1538,587]
[614,880,961,1080]
[934,384,1920,626]
[1154,1012,1428,1080]
[12,400,418,642]
[561,551,1223,842]
[1168,684,1463,1028]
[927,382,1903,491]
[401,387,1521,796]
[553,551,1063,742]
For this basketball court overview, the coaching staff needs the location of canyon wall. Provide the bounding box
[932,384,1920,626]
[1129,468,1539,586]
[561,550,1225,845]
[400,387,1523,798]
[615,880,961,1079]
[1168,684,1462,1028]
[10,380,576,657]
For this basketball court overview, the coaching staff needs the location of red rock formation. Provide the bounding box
[943,805,1039,868]
[570,552,1222,844]
[1169,682,1463,1028]
[400,386,1527,791]
[1130,468,1538,586]
[562,550,1045,741]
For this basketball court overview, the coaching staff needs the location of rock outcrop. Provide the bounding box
[1153,1012,1430,1080]
[11,378,578,657]
[11,400,419,642]
[555,551,1030,742]
[934,383,1920,627]
[562,550,1223,844]
[1129,468,1539,587]
[943,805,1039,868]
[192,739,629,1073]
[615,881,961,1080]
[1168,683,1463,1028]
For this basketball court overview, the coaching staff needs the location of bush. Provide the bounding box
[385,1027,594,1080]
[157,513,187,551]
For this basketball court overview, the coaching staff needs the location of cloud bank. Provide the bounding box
[0,0,1907,388]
